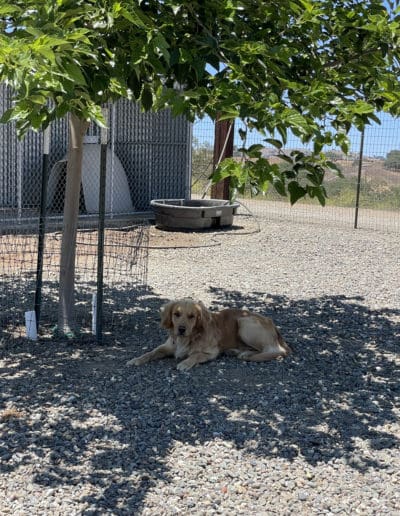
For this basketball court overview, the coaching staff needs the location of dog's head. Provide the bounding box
[160,299,210,337]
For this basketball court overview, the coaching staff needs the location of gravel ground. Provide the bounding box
[1,214,399,515]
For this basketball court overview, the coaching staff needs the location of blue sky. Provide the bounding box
[193,111,400,158]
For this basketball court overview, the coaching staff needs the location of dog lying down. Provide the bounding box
[126,299,291,371]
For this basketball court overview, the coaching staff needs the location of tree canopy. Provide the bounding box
[1,0,400,203]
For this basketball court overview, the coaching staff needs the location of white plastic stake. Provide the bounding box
[25,311,38,341]
[43,126,50,155]
[101,107,109,145]
[92,293,97,335]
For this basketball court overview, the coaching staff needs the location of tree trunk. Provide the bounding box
[58,114,89,334]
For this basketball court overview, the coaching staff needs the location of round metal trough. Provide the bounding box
[150,199,240,230]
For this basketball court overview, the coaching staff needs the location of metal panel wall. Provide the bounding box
[0,84,17,208]
[0,85,191,218]
[0,84,69,214]
[113,99,191,211]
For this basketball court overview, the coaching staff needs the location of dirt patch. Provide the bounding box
[148,215,257,249]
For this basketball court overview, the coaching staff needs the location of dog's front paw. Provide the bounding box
[126,357,143,366]
[176,359,195,371]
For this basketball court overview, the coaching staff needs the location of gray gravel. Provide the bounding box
[1,215,399,515]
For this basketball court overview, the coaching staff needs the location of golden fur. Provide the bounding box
[126,299,291,371]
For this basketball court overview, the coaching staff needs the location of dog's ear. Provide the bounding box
[194,301,211,331]
[160,301,175,329]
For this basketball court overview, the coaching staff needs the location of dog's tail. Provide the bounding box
[277,328,292,356]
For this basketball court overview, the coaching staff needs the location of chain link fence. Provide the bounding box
[0,86,191,219]
[0,84,191,344]
[192,115,400,233]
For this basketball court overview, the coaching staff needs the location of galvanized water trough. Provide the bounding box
[150,199,240,230]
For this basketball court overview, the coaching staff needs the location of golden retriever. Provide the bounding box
[126,299,291,371]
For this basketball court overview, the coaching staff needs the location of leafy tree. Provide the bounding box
[205,1,400,202]
[1,0,400,331]
[384,150,400,170]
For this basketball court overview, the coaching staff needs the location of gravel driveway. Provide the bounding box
[1,214,399,515]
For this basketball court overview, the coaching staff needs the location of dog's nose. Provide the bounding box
[178,326,186,335]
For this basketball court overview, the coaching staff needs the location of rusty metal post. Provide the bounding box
[211,118,234,200]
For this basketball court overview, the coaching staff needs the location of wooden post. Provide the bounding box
[211,118,234,200]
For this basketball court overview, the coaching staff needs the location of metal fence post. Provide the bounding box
[34,126,51,332]
[96,107,108,344]
[354,129,365,229]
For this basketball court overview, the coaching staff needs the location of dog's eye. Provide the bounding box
[188,314,195,319]
[174,312,181,318]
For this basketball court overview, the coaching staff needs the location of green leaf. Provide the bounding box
[28,94,47,105]
[120,6,149,28]
[307,186,327,206]
[63,61,87,86]
[352,101,375,115]
[170,95,187,117]
[151,34,170,63]
[264,138,282,149]
[276,125,287,145]
[282,109,310,134]
[0,6,21,15]
[272,175,287,197]
[171,4,182,15]
[218,109,240,121]
[55,103,70,118]
[313,139,323,154]
[0,108,15,124]
[212,158,243,182]
[127,71,142,99]
[141,84,153,111]
[35,46,56,63]
[288,182,307,205]
[244,144,264,158]
[335,132,350,155]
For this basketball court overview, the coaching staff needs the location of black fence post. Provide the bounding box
[354,129,365,229]
[34,126,51,332]
[96,107,108,344]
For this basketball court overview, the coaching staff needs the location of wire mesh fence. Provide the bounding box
[0,83,193,345]
[0,221,149,345]
[0,84,191,220]
[192,115,400,233]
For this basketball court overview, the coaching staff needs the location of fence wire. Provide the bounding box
[0,220,149,345]
[0,84,191,219]
[192,115,400,233]
[0,82,194,344]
